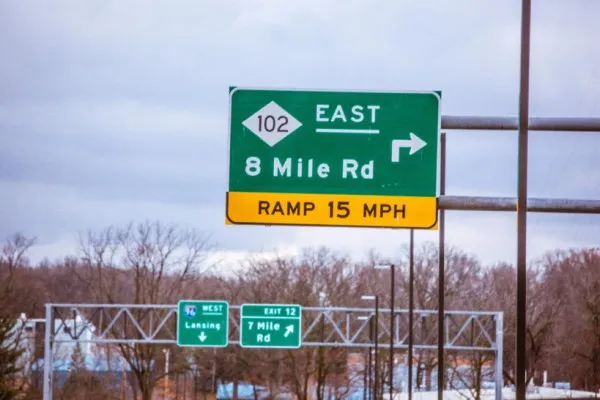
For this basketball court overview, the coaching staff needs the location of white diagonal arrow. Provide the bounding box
[391,132,427,163]
[284,324,294,337]
[198,332,207,342]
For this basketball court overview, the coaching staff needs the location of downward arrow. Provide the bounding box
[199,332,207,342]
[391,132,427,162]
[284,325,294,338]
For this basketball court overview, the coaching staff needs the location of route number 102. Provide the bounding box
[258,114,289,133]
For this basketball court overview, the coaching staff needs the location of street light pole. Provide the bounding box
[368,317,373,400]
[367,346,372,400]
[374,296,379,399]
[163,348,170,400]
[363,346,368,400]
[390,265,394,399]
[359,315,374,400]
[361,295,379,399]
[376,264,396,399]
[409,229,415,400]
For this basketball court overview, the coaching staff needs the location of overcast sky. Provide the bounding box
[1,0,599,269]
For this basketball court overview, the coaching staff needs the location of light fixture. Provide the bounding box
[374,264,391,270]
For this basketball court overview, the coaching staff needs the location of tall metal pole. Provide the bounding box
[408,230,414,400]
[516,0,532,399]
[374,296,379,400]
[368,316,373,400]
[368,348,372,400]
[495,313,504,400]
[364,347,368,400]
[184,370,187,400]
[42,304,54,400]
[389,264,395,399]
[438,132,447,399]
[163,349,170,400]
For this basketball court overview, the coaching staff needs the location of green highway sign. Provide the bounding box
[240,303,302,348]
[226,87,441,229]
[177,300,229,347]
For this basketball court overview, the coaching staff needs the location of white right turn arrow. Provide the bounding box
[391,132,427,162]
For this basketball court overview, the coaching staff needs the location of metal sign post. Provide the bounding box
[42,305,54,400]
[516,1,532,399]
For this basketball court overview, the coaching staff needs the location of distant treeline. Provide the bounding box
[1,221,599,399]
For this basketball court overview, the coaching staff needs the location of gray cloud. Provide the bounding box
[0,101,226,205]
[1,0,599,266]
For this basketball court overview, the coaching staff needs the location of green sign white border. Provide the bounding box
[226,86,443,210]
[239,302,302,349]
[176,299,230,348]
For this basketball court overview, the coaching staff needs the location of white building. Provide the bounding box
[9,313,100,372]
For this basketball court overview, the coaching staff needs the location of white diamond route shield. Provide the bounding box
[241,101,302,147]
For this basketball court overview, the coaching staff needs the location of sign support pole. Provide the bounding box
[408,230,414,400]
[374,296,379,400]
[516,0,532,399]
[368,319,373,400]
[438,132,447,399]
[365,315,373,400]
[389,264,395,400]
[42,304,54,400]
[495,312,504,400]
[363,345,369,400]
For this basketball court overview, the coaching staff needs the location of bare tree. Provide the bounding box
[57,342,121,400]
[524,260,565,386]
[393,241,482,391]
[444,257,498,399]
[8,220,600,397]
[0,232,36,399]
[488,256,566,387]
[228,246,356,400]
[1,233,37,313]
[76,220,215,400]
[447,350,494,400]
[544,248,600,392]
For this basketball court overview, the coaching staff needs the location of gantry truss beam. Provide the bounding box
[46,303,502,352]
